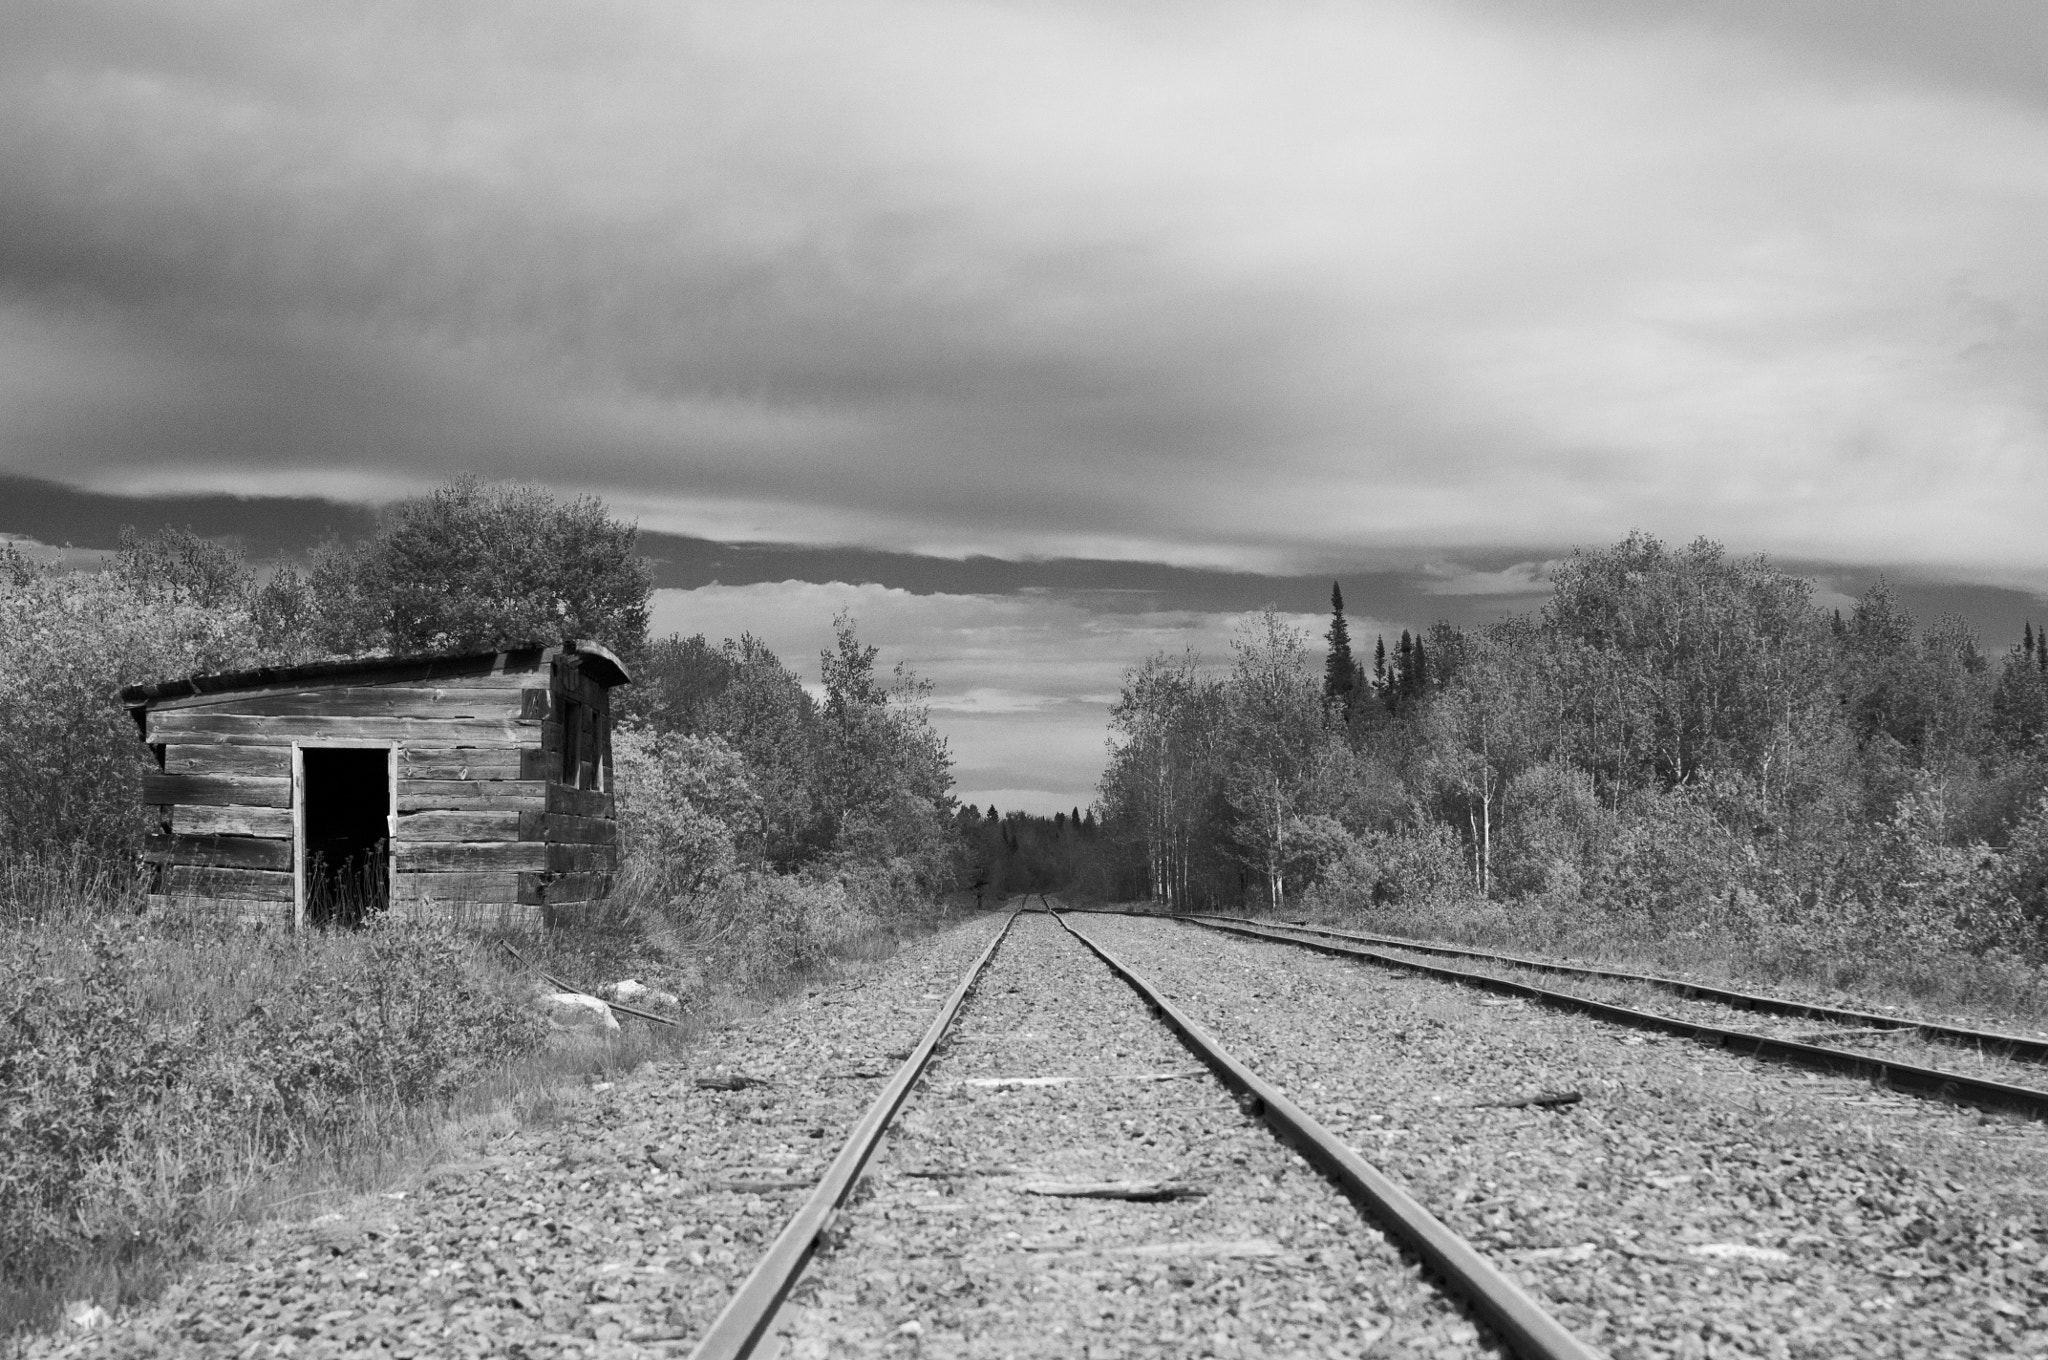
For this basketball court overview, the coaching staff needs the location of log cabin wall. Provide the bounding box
[128,642,626,929]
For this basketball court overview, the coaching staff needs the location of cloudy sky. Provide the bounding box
[4,1,2047,811]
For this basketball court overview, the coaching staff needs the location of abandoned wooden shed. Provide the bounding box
[121,640,629,929]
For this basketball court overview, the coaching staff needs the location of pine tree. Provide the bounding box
[1373,635,1387,692]
[1411,635,1429,696]
[1323,582,1359,716]
[2031,622,2041,665]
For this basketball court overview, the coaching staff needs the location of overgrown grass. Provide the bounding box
[0,850,969,1342]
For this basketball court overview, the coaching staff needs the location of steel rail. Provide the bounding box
[1191,913,2048,1064]
[1053,911,1602,1360]
[1186,915,2048,1120]
[687,911,1022,1360]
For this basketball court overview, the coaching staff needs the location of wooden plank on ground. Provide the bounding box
[394,809,522,842]
[173,804,294,837]
[164,865,294,901]
[394,841,547,872]
[143,833,291,871]
[398,779,546,812]
[142,773,292,808]
[148,712,532,745]
[163,744,291,777]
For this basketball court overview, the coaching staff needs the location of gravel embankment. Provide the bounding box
[33,915,1008,1360]
[1078,912,2048,1360]
[766,910,1496,1359]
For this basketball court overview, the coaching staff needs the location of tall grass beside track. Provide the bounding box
[0,849,963,1341]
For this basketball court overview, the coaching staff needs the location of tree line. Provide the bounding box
[0,477,959,925]
[1091,533,2048,980]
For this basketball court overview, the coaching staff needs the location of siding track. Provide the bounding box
[1182,914,2048,1120]
[1199,914,2048,1063]
[1053,912,1599,1360]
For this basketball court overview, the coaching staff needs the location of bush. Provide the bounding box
[0,555,259,864]
[0,912,542,1299]
[613,728,757,894]
[1302,819,1473,917]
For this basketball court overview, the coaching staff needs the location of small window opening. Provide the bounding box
[302,747,389,928]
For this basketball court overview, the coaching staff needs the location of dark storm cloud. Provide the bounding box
[2,1,2046,580]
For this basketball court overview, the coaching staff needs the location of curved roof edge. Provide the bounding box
[120,639,633,710]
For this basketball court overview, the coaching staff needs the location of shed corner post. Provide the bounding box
[291,742,306,933]
[387,743,399,919]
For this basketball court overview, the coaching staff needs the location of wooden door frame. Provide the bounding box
[291,740,399,932]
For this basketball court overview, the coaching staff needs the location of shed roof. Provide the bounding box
[119,639,631,712]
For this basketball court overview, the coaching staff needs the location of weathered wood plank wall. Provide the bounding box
[139,648,620,928]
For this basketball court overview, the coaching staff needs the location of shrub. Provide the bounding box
[613,728,757,895]
[0,556,259,864]
[0,916,542,1298]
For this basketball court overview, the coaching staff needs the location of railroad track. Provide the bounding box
[1180,913,2048,1120]
[688,908,1598,1360]
[1197,914,2048,1062]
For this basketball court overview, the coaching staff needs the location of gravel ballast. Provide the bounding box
[30,916,1009,1359]
[1079,912,2048,1360]
[765,910,1495,1359]
[29,909,1508,1359]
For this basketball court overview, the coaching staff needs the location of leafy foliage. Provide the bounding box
[0,919,539,1292]
[311,476,653,656]
[1094,532,2048,999]
[0,550,260,861]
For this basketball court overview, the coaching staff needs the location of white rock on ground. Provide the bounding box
[606,979,683,1010]
[541,992,620,1034]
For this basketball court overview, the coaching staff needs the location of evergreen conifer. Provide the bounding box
[1324,582,1359,715]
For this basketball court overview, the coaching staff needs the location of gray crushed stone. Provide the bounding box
[31,916,1005,1359]
[768,910,1495,1359]
[1080,912,2048,1360]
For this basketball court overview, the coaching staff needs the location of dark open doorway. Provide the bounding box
[302,747,390,928]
